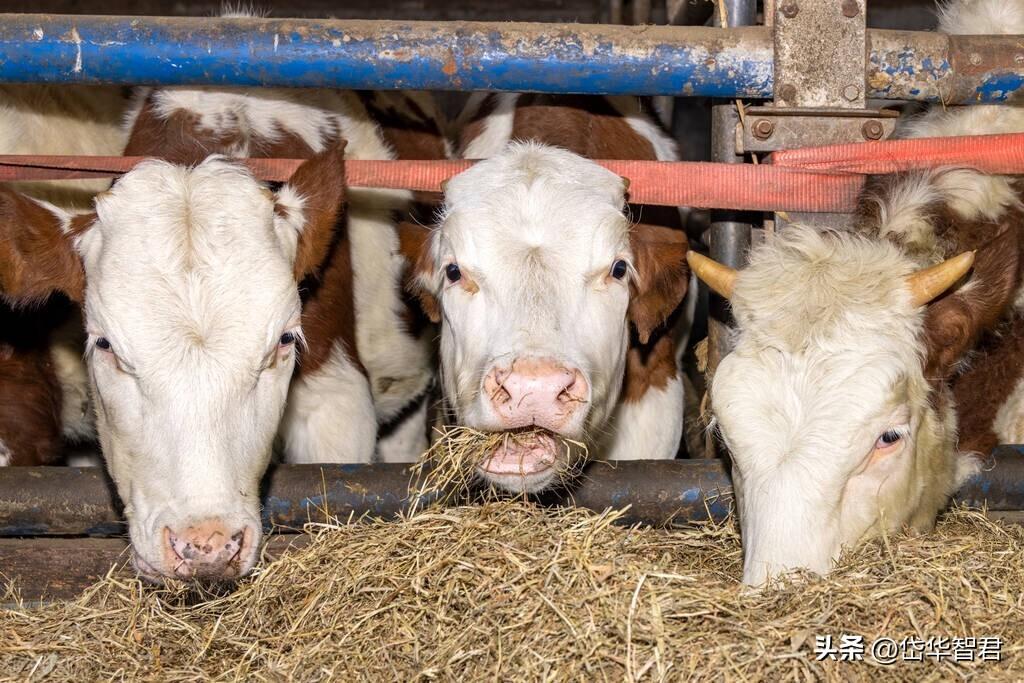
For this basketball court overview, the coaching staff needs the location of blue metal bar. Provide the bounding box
[0,15,1020,101]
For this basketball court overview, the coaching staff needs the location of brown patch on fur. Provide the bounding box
[284,144,348,281]
[124,97,243,165]
[283,144,359,375]
[923,204,1023,379]
[0,345,63,465]
[126,96,325,164]
[950,313,1024,454]
[255,125,319,160]
[297,228,363,376]
[397,221,440,324]
[510,95,657,160]
[621,331,677,403]
[0,300,73,465]
[628,223,690,345]
[0,187,86,305]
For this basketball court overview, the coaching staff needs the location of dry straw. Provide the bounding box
[1,503,1021,682]
[409,426,588,510]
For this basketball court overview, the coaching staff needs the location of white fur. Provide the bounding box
[66,453,102,467]
[74,157,306,577]
[715,228,950,585]
[131,86,437,455]
[280,343,377,464]
[452,95,689,469]
[50,333,94,442]
[432,143,637,478]
[994,375,1024,443]
[458,93,519,158]
[603,379,685,461]
[899,106,1024,233]
[712,10,1024,581]
[0,440,10,467]
[347,199,434,422]
[376,399,431,463]
[938,0,1024,35]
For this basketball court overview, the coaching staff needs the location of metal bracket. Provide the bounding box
[737,106,899,153]
[774,0,867,108]
[771,0,870,230]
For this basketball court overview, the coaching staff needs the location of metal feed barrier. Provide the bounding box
[0,2,1023,599]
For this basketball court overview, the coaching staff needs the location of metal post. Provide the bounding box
[707,0,756,376]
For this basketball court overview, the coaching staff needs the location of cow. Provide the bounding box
[0,85,130,466]
[1,85,448,582]
[687,0,1024,586]
[402,94,692,493]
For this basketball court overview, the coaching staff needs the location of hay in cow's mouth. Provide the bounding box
[409,426,588,507]
[1,504,1021,680]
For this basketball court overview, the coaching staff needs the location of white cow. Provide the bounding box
[404,93,692,492]
[690,0,1024,585]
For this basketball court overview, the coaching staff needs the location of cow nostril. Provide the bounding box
[490,383,512,405]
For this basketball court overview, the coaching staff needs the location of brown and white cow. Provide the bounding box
[1,85,447,582]
[404,94,692,493]
[689,0,1023,586]
[0,85,130,466]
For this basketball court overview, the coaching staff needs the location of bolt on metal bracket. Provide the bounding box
[737,106,900,153]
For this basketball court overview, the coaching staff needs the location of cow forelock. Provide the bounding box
[435,143,631,449]
[75,158,302,579]
[715,227,968,584]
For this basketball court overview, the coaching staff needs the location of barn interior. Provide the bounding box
[0,0,1022,678]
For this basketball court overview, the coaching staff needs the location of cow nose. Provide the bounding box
[162,519,253,580]
[484,357,589,430]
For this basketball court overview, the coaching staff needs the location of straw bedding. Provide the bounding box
[1,502,1021,681]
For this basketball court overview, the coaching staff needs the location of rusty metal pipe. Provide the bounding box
[0,449,1020,536]
[0,16,1019,102]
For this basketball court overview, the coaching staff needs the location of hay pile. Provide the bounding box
[1,504,1021,681]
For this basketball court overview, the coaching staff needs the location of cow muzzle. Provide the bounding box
[483,357,589,432]
[134,518,260,582]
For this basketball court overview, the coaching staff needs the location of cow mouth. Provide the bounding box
[477,430,561,477]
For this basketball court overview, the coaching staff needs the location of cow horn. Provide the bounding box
[687,251,737,299]
[906,250,976,307]
[620,176,631,192]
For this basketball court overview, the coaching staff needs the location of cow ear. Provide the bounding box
[276,142,347,280]
[628,223,689,345]
[923,224,1020,378]
[0,186,88,306]
[397,221,440,324]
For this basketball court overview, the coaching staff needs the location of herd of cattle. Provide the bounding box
[0,0,1021,587]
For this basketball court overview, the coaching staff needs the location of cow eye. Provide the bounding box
[611,259,629,280]
[875,430,903,448]
[95,337,112,352]
[280,331,296,346]
[445,263,462,283]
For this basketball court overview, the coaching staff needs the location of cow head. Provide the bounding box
[0,146,346,582]
[403,143,688,492]
[690,225,1003,585]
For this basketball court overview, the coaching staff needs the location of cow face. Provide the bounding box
[692,227,983,586]
[0,148,345,582]
[405,143,688,493]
